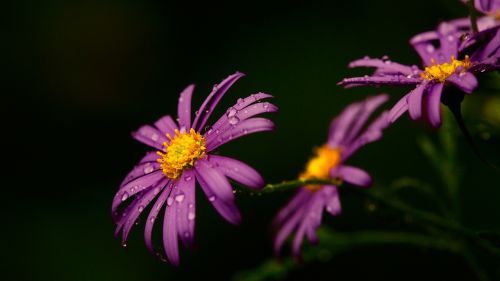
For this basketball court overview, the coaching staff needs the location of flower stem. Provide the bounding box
[260,178,342,193]
[468,0,479,34]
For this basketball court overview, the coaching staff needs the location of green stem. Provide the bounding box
[468,0,479,34]
[260,178,342,193]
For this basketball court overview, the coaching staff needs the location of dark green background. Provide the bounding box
[5,0,500,280]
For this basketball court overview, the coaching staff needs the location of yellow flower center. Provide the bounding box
[157,128,206,180]
[420,56,471,82]
[299,145,342,192]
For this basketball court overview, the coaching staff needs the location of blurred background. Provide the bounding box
[5,0,500,280]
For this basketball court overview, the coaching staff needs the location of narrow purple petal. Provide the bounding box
[163,200,180,266]
[273,188,310,227]
[154,115,178,136]
[388,93,410,123]
[437,23,459,60]
[208,155,265,189]
[192,72,245,131]
[448,72,478,94]
[120,161,160,189]
[426,83,444,128]
[332,165,372,188]
[175,170,196,248]
[348,57,414,75]
[338,75,422,88]
[144,181,172,253]
[120,182,164,243]
[408,82,428,120]
[112,171,164,215]
[328,102,363,147]
[322,186,342,216]
[273,201,308,255]
[194,158,234,202]
[132,125,168,150]
[207,100,278,141]
[343,111,389,158]
[206,117,275,152]
[177,84,194,130]
[342,94,389,146]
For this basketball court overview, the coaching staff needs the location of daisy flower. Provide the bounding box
[112,72,277,265]
[339,22,499,127]
[273,95,389,257]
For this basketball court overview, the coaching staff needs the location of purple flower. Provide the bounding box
[338,22,499,127]
[272,95,389,257]
[112,72,277,265]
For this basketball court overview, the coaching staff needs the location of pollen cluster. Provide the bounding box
[300,145,342,192]
[157,128,206,180]
[420,56,471,82]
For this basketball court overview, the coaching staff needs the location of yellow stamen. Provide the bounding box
[299,145,342,192]
[420,56,471,82]
[157,128,206,180]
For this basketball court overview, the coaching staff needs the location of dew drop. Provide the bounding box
[167,197,174,206]
[151,134,159,141]
[121,192,129,202]
[144,165,154,174]
[175,193,185,203]
[153,186,161,195]
[188,203,194,208]
[138,205,144,212]
[426,45,434,53]
[188,212,196,220]
[150,216,156,223]
[122,242,128,248]
[228,116,240,125]
[226,107,237,117]
[208,195,216,202]
[184,175,192,181]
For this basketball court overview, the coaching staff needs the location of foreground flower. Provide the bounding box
[273,95,389,257]
[112,72,277,265]
[338,22,499,127]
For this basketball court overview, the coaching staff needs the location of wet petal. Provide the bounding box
[177,85,194,130]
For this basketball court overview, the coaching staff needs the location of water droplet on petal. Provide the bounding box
[175,193,185,203]
[226,107,237,117]
[188,204,194,208]
[122,242,128,248]
[188,212,195,220]
[167,197,174,206]
[121,192,129,201]
[184,175,192,181]
[426,45,434,53]
[151,134,159,141]
[153,186,161,195]
[150,216,156,223]
[144,164,154,174]
[208,195,216,202]
[228,116,240,125]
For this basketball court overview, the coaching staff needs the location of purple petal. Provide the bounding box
[338,75,422,88]
[206,117,275,152]
[331,165,372,188]
[194,158,234,202]
[388,93,410,123]
[177,85,194,130]
[328,101,364,147]
[207,100,278,141]
[144,181,172,253]
[112,171,164,215]
[132,125,168,150]
[120,181,165,243]
[273,201,308,255]
[437,23,460,60]
[192,72,245,131]
[154,115,178,136]
[120,161,160,189]
[163,199,180,266]
[448,72,478,94]
[348,57,414,75]
[208,155,265,189]
[342,94,389,146]
[273,188,310,227]
[408,82,428,120]
[322,186,342,216]
[343,111,389,159]
[426,83,444,128]
[175,170,196,248]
